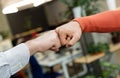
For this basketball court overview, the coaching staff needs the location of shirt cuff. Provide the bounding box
[4,43,30,75]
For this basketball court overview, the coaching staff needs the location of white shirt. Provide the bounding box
[0,43,30,78]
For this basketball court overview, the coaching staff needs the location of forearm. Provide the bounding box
[25,40,38,55]
[0,43,30,78]
[74,10,120,33]
[0,30,60,78]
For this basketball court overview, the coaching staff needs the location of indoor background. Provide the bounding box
[0,0,120,78]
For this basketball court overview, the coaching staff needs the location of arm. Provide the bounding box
[74,10,120,32]
[0,30,60,78]
[0,44,29,78]
[56,10,120,46]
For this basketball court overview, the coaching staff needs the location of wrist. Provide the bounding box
[25,39,39,55]
[72,19,83,33]
[70,21,82,32]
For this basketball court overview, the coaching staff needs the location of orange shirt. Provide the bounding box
[74,10,120,33]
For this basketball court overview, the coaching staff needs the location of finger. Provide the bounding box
[65,36,71,47]
[67,34,80,46]
[51,36,61,51]
[50,46,59,52]
[55,28,68,45]
[51,46,56,50]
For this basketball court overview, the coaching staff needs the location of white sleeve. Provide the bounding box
[0,43,30,78]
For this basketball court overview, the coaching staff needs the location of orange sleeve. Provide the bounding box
[73,10,120,33]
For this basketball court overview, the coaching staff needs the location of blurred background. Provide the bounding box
[0,0,120,78]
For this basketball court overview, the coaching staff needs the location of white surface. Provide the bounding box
[35,50,82,67]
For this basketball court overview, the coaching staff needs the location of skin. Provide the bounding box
[55,21,82,47]
[25,30,61,55]
[25,21,82,55]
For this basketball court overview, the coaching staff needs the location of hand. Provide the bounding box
[25,30,61,55]
[55,21,82,47]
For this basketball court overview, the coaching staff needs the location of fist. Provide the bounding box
[55,21,82,47]
[26,30,61,55]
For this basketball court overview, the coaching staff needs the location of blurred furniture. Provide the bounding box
[75,52,105,64]
[117,75,120,78]
[109,43,120,52]
[30,56,62,78]
[109,43,120,65]
[0,39,13,51]
[35,50,87,78]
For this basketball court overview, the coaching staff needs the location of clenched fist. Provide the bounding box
[55,21,82,47]
[25,30,61,55]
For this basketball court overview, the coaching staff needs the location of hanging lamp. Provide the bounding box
[1,0,52,14]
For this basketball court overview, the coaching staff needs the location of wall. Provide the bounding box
[0,6,11,37]
[6,5,48,35]
[43,0,69,26]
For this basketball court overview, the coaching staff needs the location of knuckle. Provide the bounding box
[55,28,59,32]
[58,27,65,32]
[56,27,61,32]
